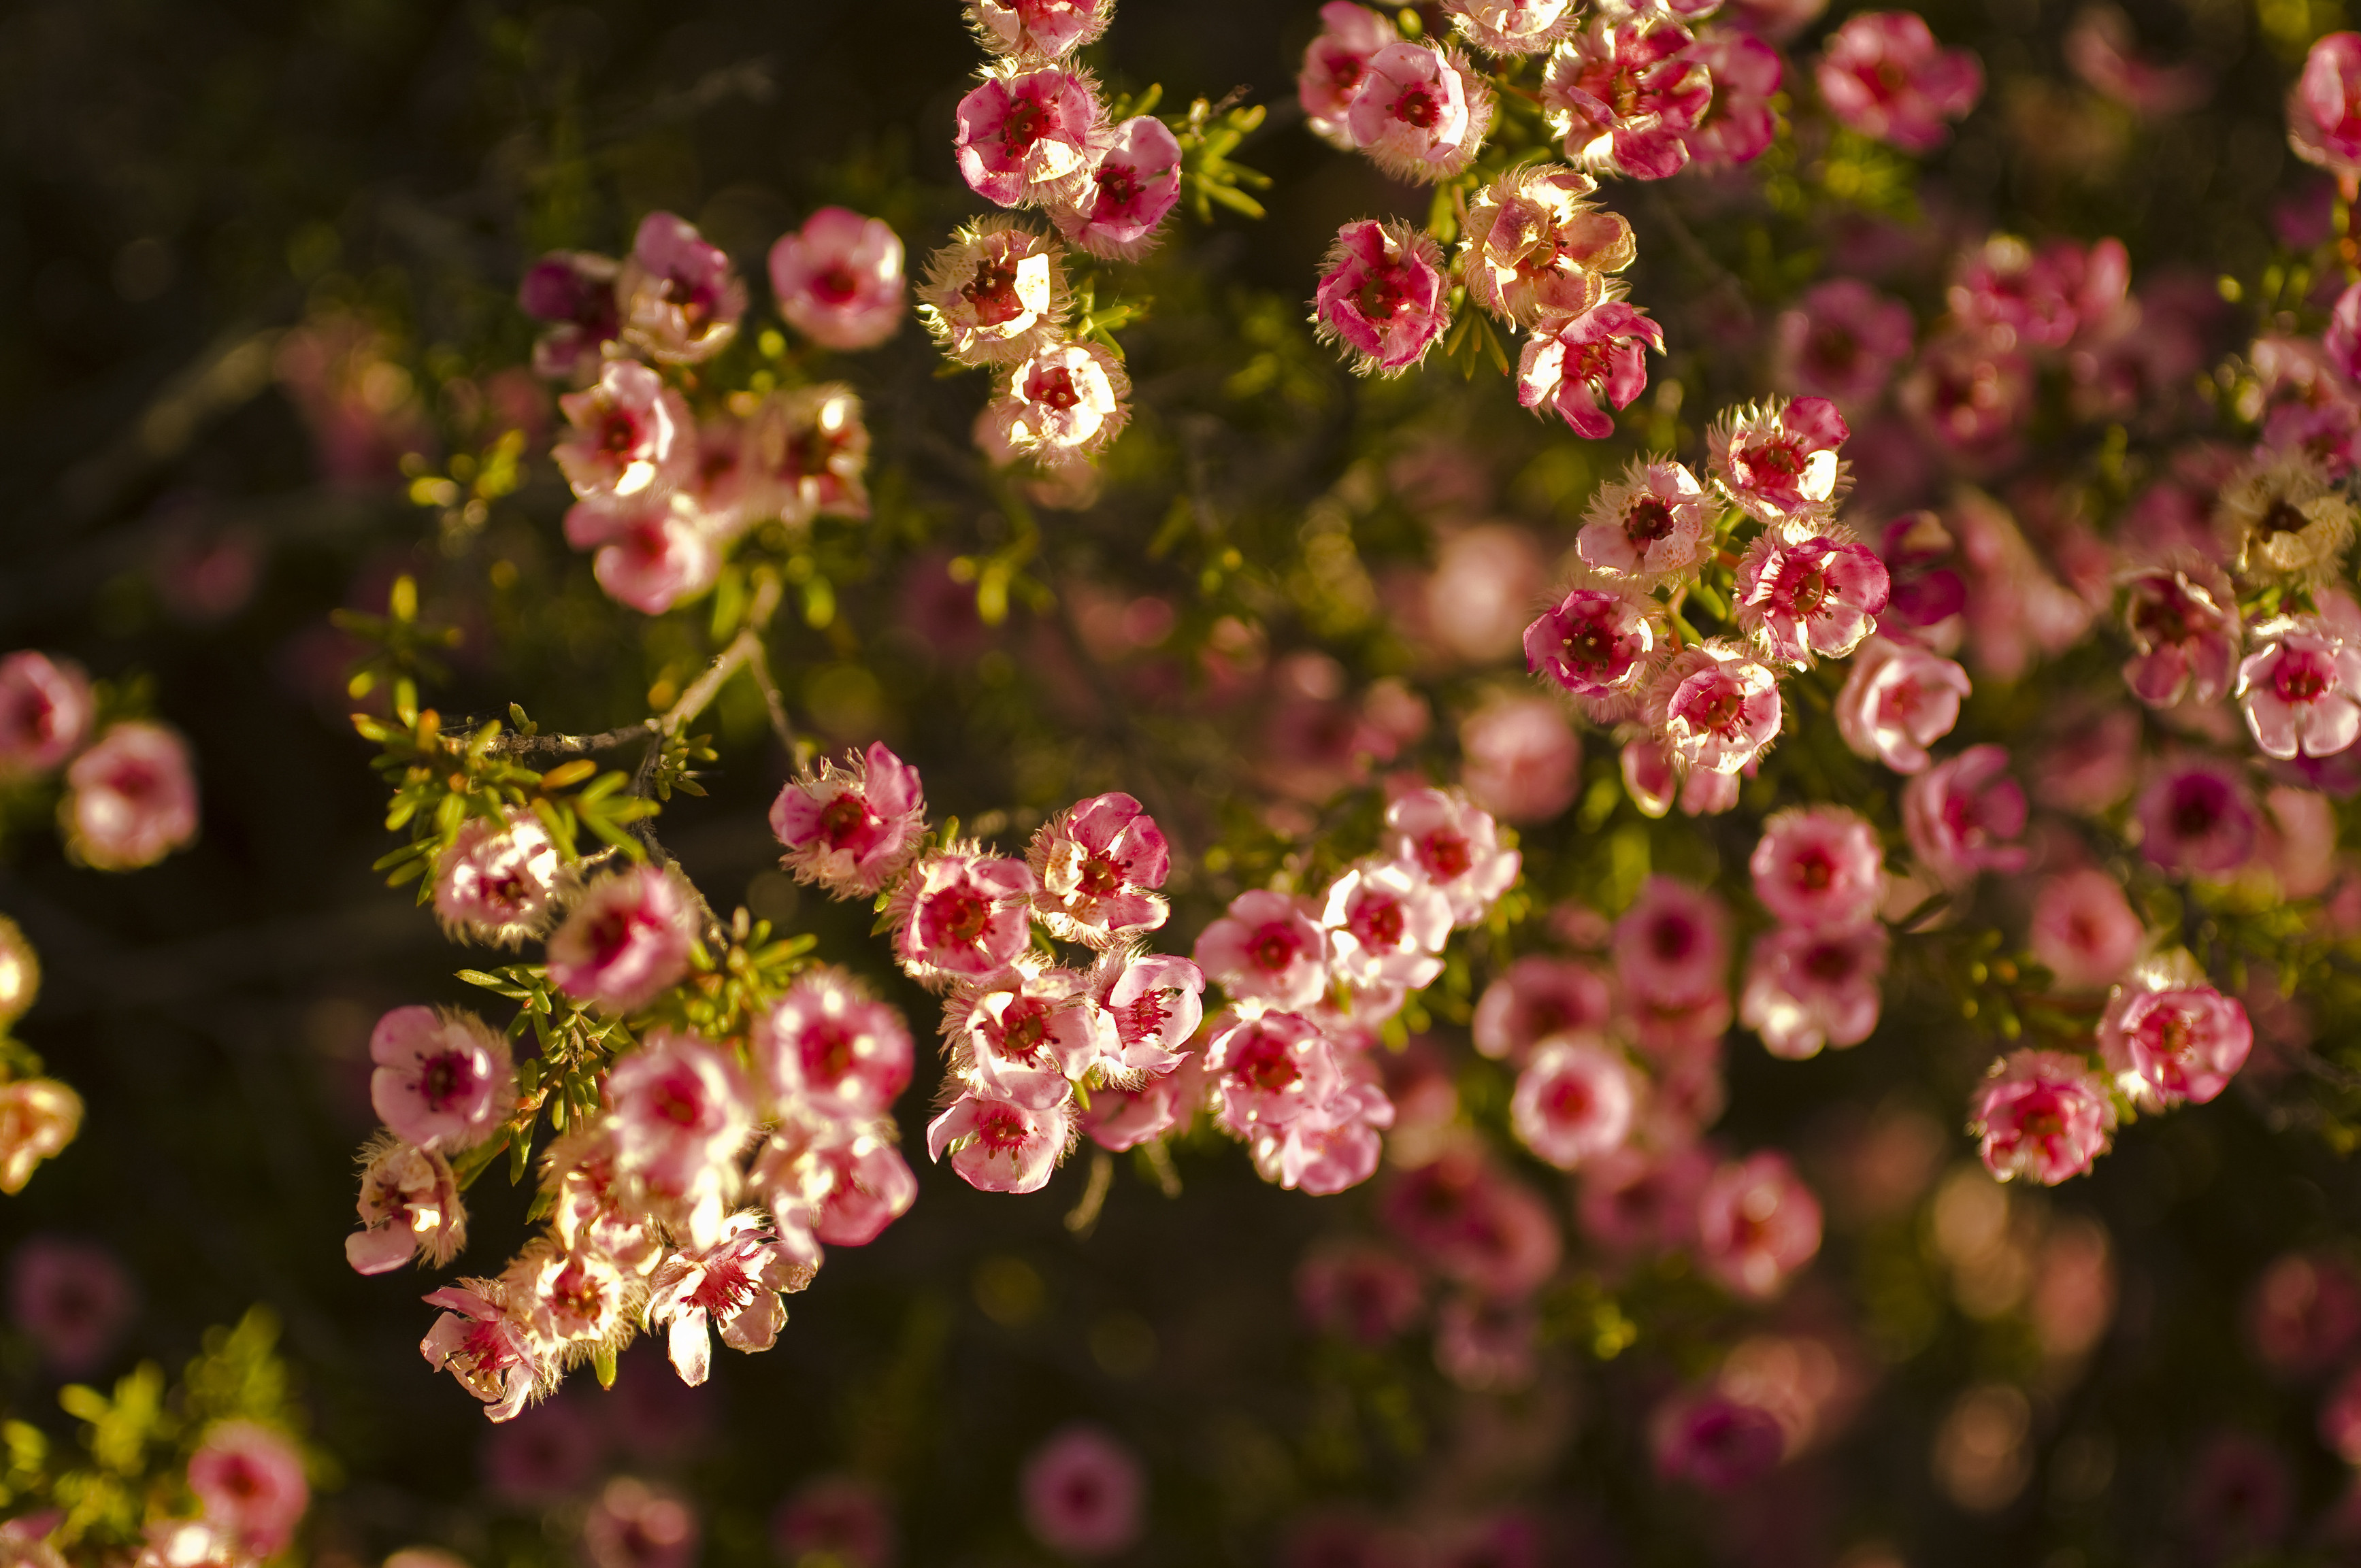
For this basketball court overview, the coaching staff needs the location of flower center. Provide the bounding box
[1355,265,1413,322]
[1393,82,1443,129]
[815,264,860,304]
[1423,829,1472,880]
[934,884,995,946]
[1249,922,1302,973]
[1624,494,1677,547]
[1000,96,1052,159]
[819,791,876,849]
[1077,852,1124,897]
[964,257,1027,326]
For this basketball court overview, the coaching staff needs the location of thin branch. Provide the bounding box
[478,723,656,759]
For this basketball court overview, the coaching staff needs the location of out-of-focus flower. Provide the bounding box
[1733,527,1892,666]
[774,1473,898,1568]
[1696,1152,1822,1298]
[2065,5,2209,116]
[1347,41,1495,183]
[1517,299,1663,437]
[432,812,560,947]
[61,722,199,871]
[1652,1391,1787,1489]
[920,220,1071,367]
[546,866,699,1013]
[1835,637,1972,773]
[1901,744,2029,884]
[1383,788,1521,925]
[2134,758,2258,878]
[1970,1050,2116,1184]
[562,490,722,616]
[772,741,928,901]
[1297,1241,1425,1344]
[1444,0,1581,56]
[1323,861,1452,991]
[348,1136,465,1275]
[1433,1291,1539,1392]
[754,969,912,1122]
[0,653,92,777]
[518,250,620,382]
[2291,33,2361,179]
[981,339,1132,466]
[369,1006,513,1152]
[554,359,695,502]
[616,213,744,365]
[1682,31,1783,167]
[188,1420,309,1556]
[968,0,1112,59]
[1708,397,1849,523]
[1300,3,1402,148]
[1382,1145,1563,1297]
[1899,331,2034,464]
[2237,616,2361,760]
[1474,955,1613,1063]
[1741,924,1888,1058]
[582,1478,699,1568]
[739,384,872,527]
[1772,279,1915,405]
[1195,890,1331,1010]
[1523,586,1655,697]
[2119,560,2241,708]
[1577,458,1713,580]
[1460,165,1632,328]
[1815,12,1983,153]
[2100,982,2252,1106]
[954,65,1108,208]
[927,1089,1072,1194]
[9,1236,135,1375]
[1050,116,1183,259]
[1021,1424,1146,1559]
[1508,1035,1636,1168]
[1579,1144,1714,1254]
[1459,695,1582,822]
[2029,869,2144,990]
[887,849,1037,987]
[1313,219,1451,377]
[2215,450,2355,585]
[769,208,905,352]
[1750,806,1885,930]
[1647,641,1783,775]
[1614,876,1730,1007]
[2247,1250,2361,1375]
[1542,20,1713,180]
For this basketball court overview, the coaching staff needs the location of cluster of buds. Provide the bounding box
[0,650,199,871]
[0,916,80,1195]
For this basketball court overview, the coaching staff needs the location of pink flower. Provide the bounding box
[919,219,1070,367]
[1195,890,1332,1009]
[1204,1010,1342,1134]
[752,1119,918,1249]
[1815,11,1983,154]
[1681,30,1783,168]
[1473,956,1613,1063]
[1740,924,1888,1059]
[1087,948,1206,1078]
[739,384,873,527]
[774,1475,897,1568]
[1459,695,1582,822]
[1580,1143,1715,1254]
[968,0,1111,59]
[418,1280,546,1422]
[1652,1392,1788,1490]
[1517,299,1663,437]
[2247,1250,2361,1375]
[753,969,912,1121]
[1898,330,2035,463]
[1949,234,2119,350]
[2292,33,2361,179]
[1901,744,2029,884]
[2238,616,2361,760]
[2135,759,2259,878]
[0,652,92,775]
[1542,20,1713,180]
[1246,1066,1394,1195]
[61,722,199,870]
[1577,458,1713,579]
[368,1006,513,1151]
[644,1213,799,1386]
[1523,586,1655,697]
[1050,116,1183,259]
[1459,165,1633,327]
[432,812,560,946]
[1080,1054,1198,1150]
[1708,397,1849,523]
[0,1079,78,1195]
[582,1479,698,1568]
[546,865,699,1012]
[1312,219,1451,377]
[1615,875,1730,1007]
[926,1089,1072,1193]
[954,65,1108,208]
[1382,1146,1563,1297]
[563,490,721,615]
[1297,1242,1424,1344]
[553,358,695,502]
[609,1031,756,1178]
[518,250,620,382]
[982,339,1132,465]
[541,1127,662,1275]
[1346,42,1495,183]
[768,207,905,351]
[1442,0,1581,55]
[887,849,1038,987]
[1734,528,1892,666]
[346,1135,465,1275]
[1432,1292,1539,1392]
[948,963,1111,1096]
[1300,3,1403,146]
[9,1237,136,1374]
[2102,984,2253,1106]
[188,1421,309,1556]
[2330,280,2361,384]
[1508,1036,1637,1169]
[1647,641,1784,775]
[771,741,928,901]
[2029,869,2144,991]
[1696,1150,1822,1299]
[2064,6,2211,116]
[616,212,745,364]
[1970,1049,2117,1184]
[1383,787,1521,925]
[1772,278,1915,405]
[1834,637,1972,773]
[1322,861,1453,990]
[2119,561,2241,707]
[1749,811,1881,938]
[1021,1424,1146,1559]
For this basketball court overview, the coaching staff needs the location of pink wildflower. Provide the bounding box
[616,212,745,365]
[1970,1049,2117,1184]
[1949,234,2115,351]
[1249,1068,1394,1195]
[2119,561,2241,707]
[1647,641,1784,775]
[1079,1056,1197,1152]
[1834,637,1972,773]
[1653,1392,1788,1490]
[0,652,92,775]
[346,1135,465,1275]
[947,963,1111,1096]
[541,1127,663,1276]
[968,0,1111,59]
[774,1475,897,1568]
[919,218,1070,367]
[1814,12,1983,154]
[1296,1241,1424,1344]
[2134,758,2259,878]
[2247,1250,2361,1375]
[9,1237,137,1374]
[1739,924,1889,1059]
[1750,806,1885,931]
[1615,875,1730,1007]
[1300,3,1402,148]
[1458,165,1634,327]
[953,65,1108,208]
[1734,527,1892,666]
[740,384,872,527]
[368,1006,513,1151]
[926,1088,1072,1194]
[1193,889,1331,1010]
[1542,20,1713,180]
[1901,744,2030,884]
[1021,1424,1146,1560]
[1579,1144,1713,1254]
[644,1212,799,1386]
[1517,299,1663,437]
[562,490,721,615]
[1696,1151,1823,1299]
[553,358,695,502]
[518,250,620,382]
[2102,984,2253,1106]
[1383,1146,1563,1297]
[2238,616,2361,760]
[1459,695,1581,822]
[607,1033,757,1226]
[1086,948,1205,1080]
[546,865,698,1013]
[1681,30,1783,168]
[582,1479,698,1568]
[1051,116,1183,260]
[1772,278,1915,405]
[188,1421,309,1557]
[432,812,560,946]
[887,848,1038,987]
[1708,397,1850,524]
[1346,42,1495,184]
[1432,1292,1539,1392]
[1382,786,1521,925]
[983,339,1132,465]
[2028,869,2145,990]
[1321,861,1453,991]
[2292,33,2361,179]
[419,1280,547,1422]
[1205,1010,1342,1135]
[1508,1035,1637,1169]
[753,969,912,1122]
[61,722,198,870]
[770,741,928,901]
[1577,457,1713,579]
[1473,955,1613,1063]
[1443,0,1581,55]
[1523,586,1655,697]
[768,207,905,351]
[1312,219,1451,377]
[751,1118,918,1251]
[1899,330,2035,463]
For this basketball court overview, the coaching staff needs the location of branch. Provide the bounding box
[478,723,656,759]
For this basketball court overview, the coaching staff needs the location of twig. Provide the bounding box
[479,723,655,759]
[1063,1149,1116,1237]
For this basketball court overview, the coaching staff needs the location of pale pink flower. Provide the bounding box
[1509,1035,1637,1169]
[969,0,1110,58]
[562,490,720,616]
[0,652,92,775]
[518,250,620,382]
[1296,1241,1424,1344]
[10,1237,136,1374]
[1523,586,1655,697]
[1970,1049,2117,1184]
[1579,1143,1715,1254]
[1444,0,1581,54]
[1053,116,1183,260]
[1205,1010,1342,1135]
[1772,278,1915,405]
[0,1079,78,1195]
[948,963,1111,1096]
[1312,219,1451,377]
[1750,806,1885,931]
[887,848,1038,987]
[644,1212,798,1386]
[919,219,1070,367]
[1021,1424,1146,1559]
[1383,786,1521,925]
[1381,1145,1562,1297]
[60,722,198,870]
[1902,744,2029,884]
[2029,869,2144,990]
[774,1475,897,1568]
[2036,701,2142,815]
[2064,6,2211,116]
[1301,3,1403,146]
[1696,1150,1822,1299]
[1517,299,1663,438]
[582,1478,698,1568]
[432,812,561,946]
[1347,42,1495,183]
[616,212,745,365]
[546,865,698,1012]
[1615,875,1730,1007]
[1651,1392,1787,1490]
[1647,641,1784,775]
[1432,1292,1539,1392]
[608,1031,756,1180]
[1542,20,1713,180]
[1194,889,1331,1010]
[1080,1053,1198,1150]
[2292,33,2361,179]
[753,969,912,1121]
[346,1135,465,1275]
[2135,758,2259,878]
[1576,458,1713,579]
[1834,637,1972,773]
[738,384,872,527]
[419,1280,547,1422]
[2102,984,2253,1106]
[2247,1250,2361,1375]
[541,1126,663,1276]
[770,741,928,900]
[768,209,904,352]
[189,1421,309,1556]
[1899,330,2035,463]
[2119,561,2241,708]
[368,1006,513,1151]
[1086,948,1205,1080]
[1708,397,1849,523]
[1322,861,1453,991]
[1681,29,1783,168]
[751,1118,918,1250]
[1458,165,1633,327]
[1459,695,1582,822]
[2238,616,2361,760]
[1739,924,1888,1059]
[1733,528,1891,667]
[1249,1068,1394,1195]
[954,65,1108,208]
[1815,12,1983,154]
[926,1089,1072,1194]
[554,358,695,502]
[1473,956,1612,1065]
[982,339,1132,464]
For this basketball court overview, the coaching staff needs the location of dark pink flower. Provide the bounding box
[1516,300,1662,437]
[1458,165,1633,327]
[771,741,928,901]
[1297,1241,1425,1344]
[2029,869,2144,991]
[0,652,93,775]
[616,212,745,365]
[2239,615,2361,760]
[1740,924,1888,1059]
[369,1006,513,1151]
[1021,1425,1146,1559]
[582,1478,699,1568]
[927,1089,1071,1193]
[1313,219,1451,377]
[1970,1049,2116,1184]
[1029,790,1170,945]
[2248,1250,2361,1375]
[954,65,1108,208]
[1347,42,1494,183]
[1750,806,1885,931]
[1708,397,1850,523]
[1614,875,1730,1007]
[347,1137,465,1275]
[754,969,912,1122]
[888,849,1037,986]
[188,1421,309,1556]
[61,722,198,871]
[2102,983,2252,1105]
[968,0,1110,59]
[1834,637,1972,773]
[553,358,695,502]
[769,207,904,351]
[1734,527,1892,666]
[1578,1144,1713,1254]
[2119,560,2241,707]
[1381,1146,1563,1297]
[1772,278,1914,405]
[1647,641,1785,775]
[1051,116,1183,260]
[1300,2,1402,148]
[1696,1151,1821,1298]
[1542,20,1713,180]
[1523,586,1654,697]
[1902,744,2029,884]
[518,250,619,382]
[948,963,1110,1097]
[2292,33,2361,179]
[1195,889,1330,1010]
[1653,1391,1787,1489]
[774,1475,897,1568]
[563,490,720,615]
[1472,955,1613,1063]
[546,866,698,1012]
[9,1237,135,1375]
[1898,330,2034,463]
[2135,758,2259,877]
[1508,1035,1637,1168]
[1577,458,1713,578]
[1815,12,1983,154]
[1681,29,1784,168]
[1442,0,1582,55]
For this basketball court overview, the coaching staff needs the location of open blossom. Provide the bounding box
[1542,20,1713,180]
[563,490,720,615]
[616,212,744,365]
[768,207,905,351]
[541,1127,661,1275]
[1312,219,1451,377]
[1194,890,1331,1010]
[1740,924,1888,1059]
[1649,641,1784,775]
[1509,1036,1637,1169]
[927,1089,1072,1194]
[1298,1241,1424,1344]
[1681,29,1783,168]
[1615,876,1730,1007]
[954,65,1107,208]
[771,741,928,901]
[1383,787,1521,925]
[982,340,1132,465]
[433,812,559,946]
[919,219,1070,366]
[888,848,1037,986]
[346,1134,465,1275]
[1734,527,1891,667]
[2135,759,2258,878]
[1022,1424,1146,1560]
[1080,1056,1196,1152]
[188,1421,310,1556]
[0,652,92,775]
[369,1007,513,1150]
[1902,744,2029,884]
[968,0,1110,59]
[1834,637,1972,773]
[2119,561,2241,707]
[1523,586,1653,697]
[1815,12,1983,152]
[1517,299,1663,438]
[1579,458,1712,579]
[554,358,695,501]
[2030,869,2145,990]
[1300,2,1402,147]
[1580,1144,1713,1254]
[420,1280,546,1422]
[1696,1152,1822,1299]
[61,722,199,870]
[1204,1010,1342,1135]
[1087,948,1204,1078]
[740,384,872,527]
[1971,1050,2117,1184]
[948,963,1111,1094]
[1323,861,1452,991]
[1251,1065,1394,1194]
[2237,616,2361,761]
[645,1213,799,1387]
[510,1236,633,1352]
[754,969,912,1121]
[546,865,698,1012]
[1444,0,1581,55]
[752,1116,917,1251]
[1383,1145,1563,1296]
[1346,42,1494,184]
[1653,1392,1788,1490]
[1708,397,1849,524]
[1458,165,1633,327]
[2292,32,2361,178]
[2102,983,2253,1106]
[1772,278,1914,405]
[1474,955,1612,1062]
[1050,116,1182,259]
[609,1032,756,1175]
[1459,695,1581,822]
[1751,807,1884,930]
[1949,233,2119,350]
[2216,450,2356,584]
[519,249,620,381]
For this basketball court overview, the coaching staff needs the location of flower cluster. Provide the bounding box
[0,650,199,870]
[0,916,80,1195]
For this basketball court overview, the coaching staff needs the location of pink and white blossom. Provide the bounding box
[1204,1010,1342,1135]
[347,1135,465,1275]
[1193,889,1332,1010]
[1517,299,1664,438]
[948,963,1113,1096]
[1382,1145,1563,1297]
[1542,20,1713,180]
[644,1212,799,1387]
[369,1005,513,1151]
[546,865,699,1013]
[739,384,872,527]
[1346,42,1496,184]
[2237,616,2361,760]
[518,250,620,382]
[1681,30,1783,168]
[887,847,1038,986]
[1021,1424,1146,1559]
[616,212,745,365]
[1473,955,1613,1063]
[1249,1064,1394,1194]
[1834,637,1972,773]
[982,340,1132,465]
[954,66,1108,208]
[1815,11,1984,154]
[1901,744,2030,884]
[541,1127,663,1277]
[2291,32,2361,179]
[0,652,92,776]
[562,490,721,615]
[1970,1049,2117,1184]
[188,1421,309,1556]
[1696,1151,1822,1299]
[1733,527,1892,666]
[1382,786,1521,925]
[768,207,906,351]
[608,1033,756,1191]
[752,1118,918,1251]
[1444,0,1582,55]
[1312,219,1452,378]
[419,1280,547,1422]
[1615,876,1731,1007]
[432,812,561,946]
[1739,924,1888,1059]
[511,1235,633,1349]
[1300,3,1403,148]
[1750,807,1885,931]
[1647,641,1784,775]
[1577,458,1713,579]
[919,219,1070,367]
[1322,860,1453,991]
[1086,948,1205,1080]
[2101,982,2253,1106]
[968,0,1112,59]
[553,358,696,502]
[61,722,199,870]
[1772,278,1915,405]
[1050,116,1183,260]
[753,969,912,1122]
[1080,1055,1199,1151]
[2119,561,2242,708]
[1578,1143,1713,1255]
[1708,397,1850,524]
[2134,758,2259,878]
[582,1479,698,1568]
[1523,585,1655,697]
[770,741,929,901]
[2029,869,2145,991]
[1459,164,1634,328]
[1509,1035,1637,1168]
[926,1089,1073,1194]
[1459,695,1583,822]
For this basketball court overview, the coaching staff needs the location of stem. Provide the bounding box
[656,573,789,739]
[1063,1148,1115,1237]
[480,724,654,759]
